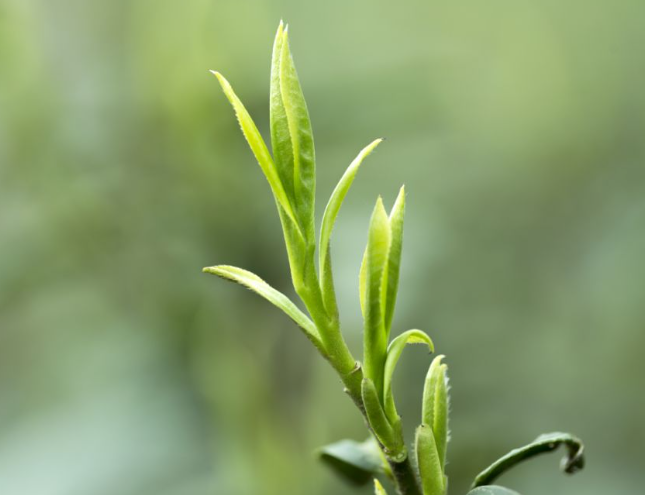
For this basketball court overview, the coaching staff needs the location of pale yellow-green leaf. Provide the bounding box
[374,479,389,495]
[416,425,445,495]
[203,265,320,346]
[211,70,300,233]
[384,186,405,336]
[383,329,434,424]
[320,138,383,316]
[422,355,449,468]
[362,197,391,399]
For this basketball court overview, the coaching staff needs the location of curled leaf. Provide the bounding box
[471,432,585,489]
[383,329,434,423]
[203,265,321,348]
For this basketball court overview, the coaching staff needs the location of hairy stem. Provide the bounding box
[388,456,422,495]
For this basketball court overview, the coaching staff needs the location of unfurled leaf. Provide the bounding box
[362,378,404,460]
[415,425,445,495]
[467,487,521,495]
[422,355,449,468]
[374,479,389,495]
[471,432,585,489]
[383,329,434,423]
[362,198,392,398]
[269,24,316,241]
[317,437,386,486]
[383,186,405,335]
[319,138,383,317]
[210,71,299,231]
[270,22,295,209]
[203,265,321,347]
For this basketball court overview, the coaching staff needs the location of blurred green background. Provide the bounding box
[1,0,644,494]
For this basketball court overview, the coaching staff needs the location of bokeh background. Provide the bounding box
[2,0,644,494]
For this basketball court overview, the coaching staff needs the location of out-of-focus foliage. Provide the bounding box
[1,1,644,495]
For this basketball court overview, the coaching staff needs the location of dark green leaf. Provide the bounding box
[317,438,385,486]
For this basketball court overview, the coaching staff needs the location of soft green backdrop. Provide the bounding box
[1,0,644,494]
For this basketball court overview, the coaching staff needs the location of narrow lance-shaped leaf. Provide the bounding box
[383,329,434,424]
[467,487,521,495]
[415,425,445,495]
[319,138,383,317]
[471,432,585,489]
[270,21,295,207]
[361,378,404,461]
[317,437,386,486]
[374,479,389,495]
[359,247,368,317]
[278,27,316,240]
[203,265,322,349]
[383,186,405,337]
[362,198,391,399]
[422,355,449,468]
[210,71,300,232]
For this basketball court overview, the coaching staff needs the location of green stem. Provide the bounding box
[296,247,421,495]
[388,456,423,495]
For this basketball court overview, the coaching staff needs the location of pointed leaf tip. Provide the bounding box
[212,68,301,232]
[374,479,389,494]
[203,265,321,346]
[319,137,384,316]
[467,487,521,495]
[362,196,392,395]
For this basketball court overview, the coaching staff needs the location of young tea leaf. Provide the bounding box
[383,186,405,336]
[471,432,585,489]
[270,21,296,208]
[319,138,383,317]
[415,424,445,495]
[362,197,392,399]
[374,479,389,495]
[467,487,521,495]
[203,265,321,347]
[211,71,300,232]
[422,355,449,468]
[317,437,386,486]
[383,329,434,424]
[277,26,316,240]
[362,378,404,461]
